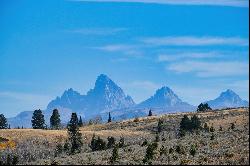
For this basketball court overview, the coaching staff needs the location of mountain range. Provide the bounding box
[8,74,249,128]
[206,89,249,109]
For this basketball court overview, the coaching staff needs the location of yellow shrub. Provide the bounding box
[0,140,16,150]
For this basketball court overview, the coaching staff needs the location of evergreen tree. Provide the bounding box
[157,119,164,132]
[143,142,158,163]
[179,128,186,137]
[54,144,64,157]
[108,112,112,123]
[197,103,212,112]
[0,114,8,129]
[180,115,191,131]
[67,113,83,154]
[78,116,83,127]
[90,134,106,151]
[50,109,61,130]
[191,115,201,130]
[118,137,125,148]
[107,136,116,149]
[148,110,153,116]
[63,141,70,153]
[197,103,204,112]
[31,109,45,129]
[204,103,212,110]
[110,145,119,163]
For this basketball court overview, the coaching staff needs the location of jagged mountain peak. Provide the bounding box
[87,74,124,97]
[96,74,111,82]
[155,86,178,98]
[47,88,82,110]
[86,74,135,112]
[47,74,135,117]
[206,89,249,109]
[96,74,113,84]
[62,88,80,97]
[138,86,194,110]
[219,89,239,98]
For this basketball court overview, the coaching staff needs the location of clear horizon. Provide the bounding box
[0,0,249,118]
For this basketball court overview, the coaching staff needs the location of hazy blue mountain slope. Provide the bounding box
[206,89,249,109]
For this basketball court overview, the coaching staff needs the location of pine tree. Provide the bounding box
[180,115,191,131]
[0,114,8,129]
[50,109,61,130]
[148,110,153,116]
[78,116,83,127]
[31,109,45,129]
[197,103,212,112]
[179,128,186,137]
[108,112,112,123]
[110,145,119,163]
[118,137,125,148]
[197,103,204,112]
[90,134,107,151]
[67,113,83,154]
[107,136,116,149]
[204,103,212,110]
[157,119,164,132]
[191,115,201,130]
[143,142,158,163]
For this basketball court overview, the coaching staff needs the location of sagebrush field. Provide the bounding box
[0,108,249,165]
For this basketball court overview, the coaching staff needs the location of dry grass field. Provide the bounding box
[0,108,249,165]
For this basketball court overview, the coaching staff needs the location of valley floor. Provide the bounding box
[0,108,249,165]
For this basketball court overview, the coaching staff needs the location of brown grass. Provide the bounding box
[0,108,248,165]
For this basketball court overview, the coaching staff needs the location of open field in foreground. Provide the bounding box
[0,108,249,165]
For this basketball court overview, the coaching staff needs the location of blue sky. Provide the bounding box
[0,0,249,117]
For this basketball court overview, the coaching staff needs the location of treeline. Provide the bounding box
[30,109,113,130]
[0,109,114,130]
[1,102,243,129]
